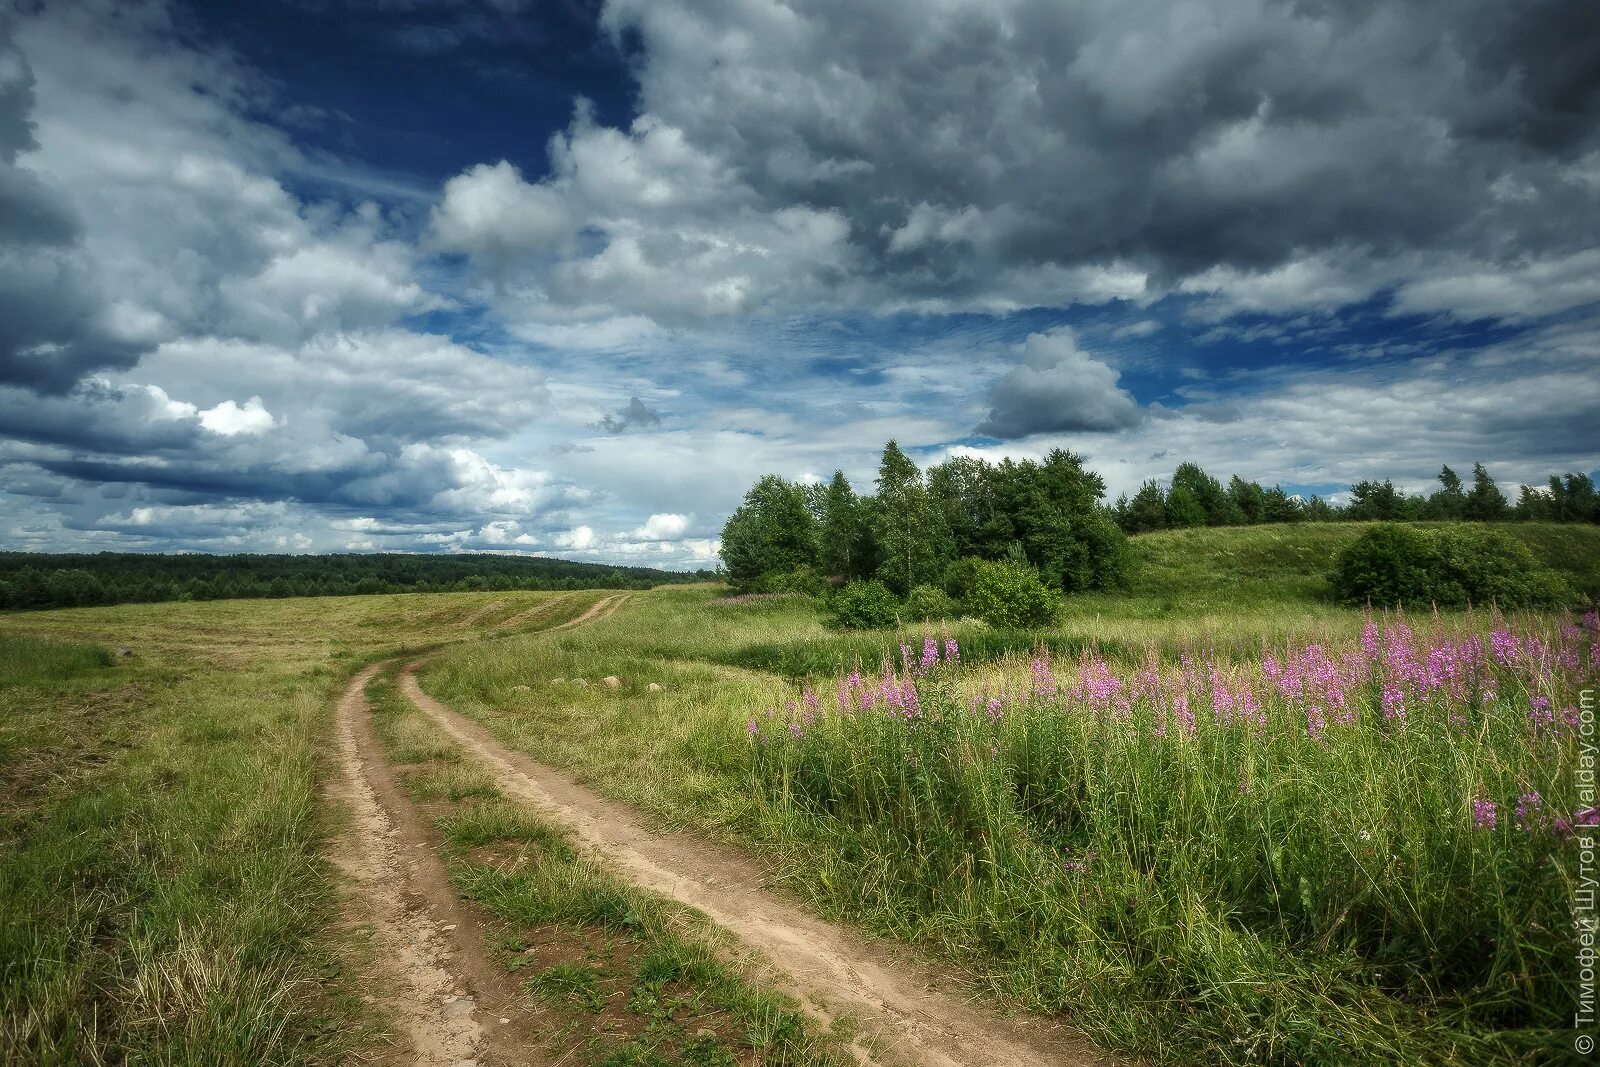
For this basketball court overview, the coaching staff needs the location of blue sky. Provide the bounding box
[1,0,1597,566]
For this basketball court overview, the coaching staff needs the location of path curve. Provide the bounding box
[397,652,1112,1067]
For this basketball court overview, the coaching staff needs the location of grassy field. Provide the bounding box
[1,522,1593,1065]
[0,591,599,1065]
[416,525,1598,1066]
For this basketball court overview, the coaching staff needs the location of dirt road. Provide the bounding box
[332,589,1110,1066]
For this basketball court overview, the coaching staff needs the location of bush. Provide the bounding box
[941,557,985,600]
[903,583,957,621]
[750,566,829,597]
[965,561,1061,628]
[1331,524,1438,606]
[1429,526,1570,607]
[828,580,901,629]
[1332,523,1570,607]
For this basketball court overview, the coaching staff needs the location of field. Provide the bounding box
[1,523,1595,1066]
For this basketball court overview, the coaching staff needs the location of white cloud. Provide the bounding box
[198,396,275,436]
[554,524,596,550]
[632,512,689,540]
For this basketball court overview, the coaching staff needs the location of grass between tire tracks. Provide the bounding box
[363,667,849,1067]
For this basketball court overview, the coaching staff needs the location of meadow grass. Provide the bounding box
[0,590,594,1066]
[363,669,848,1067]
[420,575,1593,1066]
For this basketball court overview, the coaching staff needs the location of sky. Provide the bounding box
[1,0,1597,569]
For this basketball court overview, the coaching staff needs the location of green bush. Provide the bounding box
[903,583,957,621]
[940,557,985,600]
[965,561,1061,628]
[750,566,829,597]
[1429,526,1570,606]
[1332,523,1569,607]
[828,580,901,629]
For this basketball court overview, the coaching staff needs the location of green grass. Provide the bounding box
[0,591,594,1065]
[417,542,1597,1066]
[364,669,847,1067]
[1113,521,1600,607]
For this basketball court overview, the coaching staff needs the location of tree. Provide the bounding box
[1119,480,1168,533]
[1463,462,1509,522]
[1166,485,1207,528]
[874,441,953,594]
[817,471,869,580]
[1261,485,1304,523]
[1428,464,1466,520]
[1171,462,1242,525]
[1348,479,1409,521]
[719,475,820,589]
[1228,476,1268,525]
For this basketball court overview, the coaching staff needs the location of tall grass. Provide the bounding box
[746,612,1591,1064]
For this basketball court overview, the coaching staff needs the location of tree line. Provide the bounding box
[1113,462,1599,533]
[0,552,711,612]
[720,441,1130,597]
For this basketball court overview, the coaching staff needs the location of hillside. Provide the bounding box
[1122,521,1600,605]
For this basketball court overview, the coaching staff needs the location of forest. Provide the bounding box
[0,552,710,611]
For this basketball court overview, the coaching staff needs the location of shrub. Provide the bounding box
[965,561,1061,628]
[903,583,957,621]
[1429,526,1569,607]
[940,557,985,601]
[1332,523,1569,607]
[750,566,829,597]
[828,581,901,629]
[1331,524,1439,606]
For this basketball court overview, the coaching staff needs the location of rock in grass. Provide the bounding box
[571,678,588,687]
[550,677,566,685]
[647,682,663,693]
[602,675,622,688]
[511,684,530,692]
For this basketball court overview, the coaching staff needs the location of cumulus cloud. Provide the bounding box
[631,512,688,540]
[977,329,1142,438]
[198,397,275,436]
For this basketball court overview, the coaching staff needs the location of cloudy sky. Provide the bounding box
[2,0,1597,567]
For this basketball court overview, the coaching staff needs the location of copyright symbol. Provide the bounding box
[1578,1034,1595,1055]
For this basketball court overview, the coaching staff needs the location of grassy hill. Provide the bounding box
[1120,521,1600,606]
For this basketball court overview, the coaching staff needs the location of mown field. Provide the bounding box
[416,524,1599,1066]
[0,591,600,1064]
[1,522,1594,1066]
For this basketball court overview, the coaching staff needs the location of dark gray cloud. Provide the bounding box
[0,24,146,392]
[437,0,1600,322]
[597,396,662,434]
[977,329,1142,439]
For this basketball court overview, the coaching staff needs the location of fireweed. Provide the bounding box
[747,609,1597,1062]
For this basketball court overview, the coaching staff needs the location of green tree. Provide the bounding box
[817,471,869,580]
[1348,479,1410,521]
[719,475,820,589]
[1261,485,1304,523]
[1119,480,1168,533]
[1228,476,1268,525]
[1166,485,1207,528]
[1428,464,1466,520]
[874,441,953,594]
[1463,462,1509,522]
[1171,462,1242,525]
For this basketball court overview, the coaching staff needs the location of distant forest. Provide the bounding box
[0,552,712,612]
[1111,462,1600,532]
